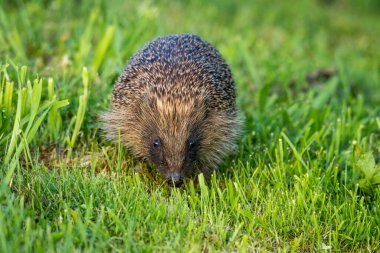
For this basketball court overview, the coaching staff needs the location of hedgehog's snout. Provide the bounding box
[166,174,183,187]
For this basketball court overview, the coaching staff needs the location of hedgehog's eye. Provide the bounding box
[189,139,196,149]
[153,138,160,148]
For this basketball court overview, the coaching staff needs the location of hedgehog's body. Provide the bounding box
[103,34,240,186]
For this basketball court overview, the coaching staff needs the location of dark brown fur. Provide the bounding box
[102,34,241,184]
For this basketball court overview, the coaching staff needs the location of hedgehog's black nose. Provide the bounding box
[166,175,183,187]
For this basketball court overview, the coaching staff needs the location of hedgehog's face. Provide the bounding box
[103,89,240,187]
[147,130,202,187]
[139,93,207,187]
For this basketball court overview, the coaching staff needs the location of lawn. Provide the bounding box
[1,0,380,252]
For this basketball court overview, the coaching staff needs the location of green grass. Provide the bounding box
[1,0,380,251]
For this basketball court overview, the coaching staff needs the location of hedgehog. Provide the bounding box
[102,34,241,187]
